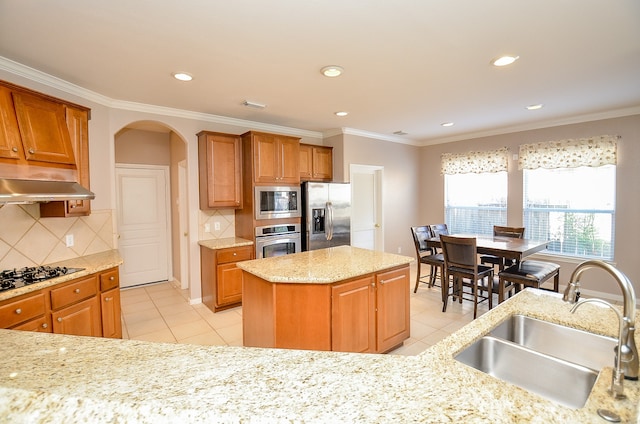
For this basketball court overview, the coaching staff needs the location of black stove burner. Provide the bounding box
[0,266,84,292]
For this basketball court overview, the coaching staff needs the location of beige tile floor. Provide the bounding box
[120,265,489,355]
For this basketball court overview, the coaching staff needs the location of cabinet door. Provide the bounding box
[278,136,300,184]
[312,146,333,181]
[101,288,122,338]
[198,132,242,208]
[40,106,91,217]
[375,267,410,353]
[12,91,76,165]
[52,296,102,337]
[331,276,376,353]
[299,144,313,180]
[0,85,22,160]
[216,262,243,307]
[253,133,280,183]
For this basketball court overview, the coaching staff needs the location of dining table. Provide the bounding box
[426,234,549,264]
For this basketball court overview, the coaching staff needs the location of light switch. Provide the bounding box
[65,234,74,247]
[214,222,221,231]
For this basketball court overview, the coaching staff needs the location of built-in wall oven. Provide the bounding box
[255,223,301,259]
[254,186,301,220]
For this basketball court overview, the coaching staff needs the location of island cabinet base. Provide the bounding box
[242,264,410,353]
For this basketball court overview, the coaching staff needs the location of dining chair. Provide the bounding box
[439,235,495,319]
[480,225,525,271]
[410,226,444,293]
[429,223,449,239]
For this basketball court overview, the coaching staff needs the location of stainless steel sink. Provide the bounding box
[455,336,599,409]
[489,314,617,372]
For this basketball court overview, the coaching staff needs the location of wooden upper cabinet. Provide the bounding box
[40,105,91,217]
[197,131,243,209]
[244,131,300,185]
[12,91,76,165]
[0,85,22,160]
[300,143,333,181]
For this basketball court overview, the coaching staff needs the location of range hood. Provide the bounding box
[0,178,95,204]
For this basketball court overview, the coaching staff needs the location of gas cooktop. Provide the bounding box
[0,266,85,292]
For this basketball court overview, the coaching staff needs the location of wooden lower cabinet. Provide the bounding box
[243,264,410,353]
[201,245,253,312]
[52,296,102,337]
[375,267,411,352]
[101,288,122,338]
[331,275,376,353]
[0,266,122,338]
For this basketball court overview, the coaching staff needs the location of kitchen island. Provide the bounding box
[0,289,638,423]
[238,246,414,353]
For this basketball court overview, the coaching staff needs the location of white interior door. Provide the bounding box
[350,164,384,251]
[116,165,171,288]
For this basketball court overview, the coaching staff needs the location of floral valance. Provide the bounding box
[518,135,618,170]
[441,147,509,175]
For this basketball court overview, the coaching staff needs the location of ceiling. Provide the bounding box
[1,1,639,145]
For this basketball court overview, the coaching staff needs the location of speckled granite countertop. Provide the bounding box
[237,245,414,283]
[0,250,123,302]
[198,237,253,251]
[1,289,638,423]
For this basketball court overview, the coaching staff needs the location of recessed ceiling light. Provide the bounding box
[321,66,344,77]
[334,111,348,117]
[243,100,266,109]
[491,55,520,67]
[441,122,454,127]
[172,72,193,81]
[526,104,544,110]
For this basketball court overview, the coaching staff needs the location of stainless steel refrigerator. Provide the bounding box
[301,182,351,251]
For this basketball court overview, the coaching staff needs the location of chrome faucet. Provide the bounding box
[571,298,628,398]
[563,260,638,381]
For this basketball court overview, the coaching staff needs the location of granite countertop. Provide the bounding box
[1,289,638,423]
[237,245,414,283]
[198,237,253,251]
[0,250,123,302]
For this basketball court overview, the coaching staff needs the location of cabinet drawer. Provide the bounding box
[217,246,252,264]
[12,315,51,333]
[100,268,119,291]
[50,276,98,310]
[0,292,46,328]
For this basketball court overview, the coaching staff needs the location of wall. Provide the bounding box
[419,114,640,300]
[115,128,171,165]
[341,134,422,257]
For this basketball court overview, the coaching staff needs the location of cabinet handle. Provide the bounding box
[109,276,115,281]
[379,279,386,285]
[69,204,75,209]
[233,253,237,256]
[12,147,18,152]
[42,323,48,329]
[105,297,112,302]
[57,317,63,323]
[28,148,35,154]
[15,308,22,315]
[74,288,81,293]
[371,282,375,287]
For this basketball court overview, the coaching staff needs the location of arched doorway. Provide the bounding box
[114,121,189,290]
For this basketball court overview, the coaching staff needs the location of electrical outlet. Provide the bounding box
[214,222,221,231]
[204,223,211,233]
[397,247,401,254]
[65,234,74,247]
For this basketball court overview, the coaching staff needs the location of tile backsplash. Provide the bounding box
[198,208,236,241]
[0,204,115,270]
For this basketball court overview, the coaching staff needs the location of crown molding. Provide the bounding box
[0,56,323,140]
[322,127,421,146]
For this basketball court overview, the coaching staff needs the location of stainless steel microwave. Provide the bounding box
[254,186,301,220]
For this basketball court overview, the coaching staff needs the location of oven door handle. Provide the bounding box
[326,201,333,241]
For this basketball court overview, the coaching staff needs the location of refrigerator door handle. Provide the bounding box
[326,201,333,240]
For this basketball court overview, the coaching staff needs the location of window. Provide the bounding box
[441,147,509,235]
[445,172,507,235]
[519,135,617,260]
[523,165,615,259]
